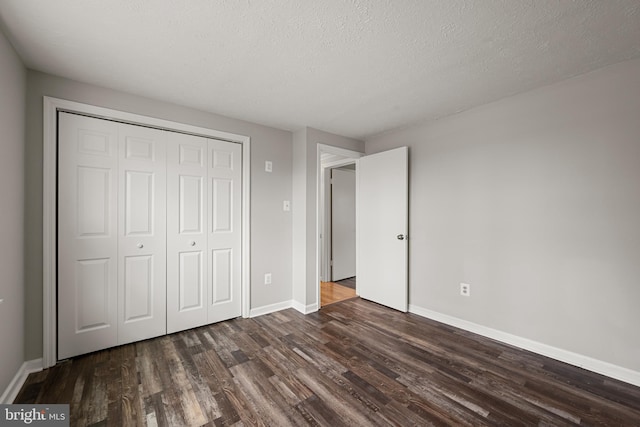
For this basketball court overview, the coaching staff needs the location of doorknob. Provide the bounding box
[137,243,144,248]
[397,234,406,240]
[189,240,196,246]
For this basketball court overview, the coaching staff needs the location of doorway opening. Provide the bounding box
[316,145,363,307]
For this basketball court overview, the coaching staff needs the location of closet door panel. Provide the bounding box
[124,171,154,235]
[58,113,119,359]
[77,166,111,236]
[211,249,232,303]
[212,178,233,232]
[179,251,204,310]
[123,255,153,321]
[180,175,204,233]
[117,123,167,345]
[208,140,242,323]
[75,259,111,330]
[167,132,208,333]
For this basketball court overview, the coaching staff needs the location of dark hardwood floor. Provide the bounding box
[334,276,356,290]
[16,298,640,426]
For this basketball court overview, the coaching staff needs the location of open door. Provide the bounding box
[357,147,408,312]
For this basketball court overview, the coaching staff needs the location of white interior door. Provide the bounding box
[357,146,408,312]
[58,113,119,359]
[207,139,242,323]
[166,132,209,333]
[117,123,167,345]
[331,168,356,281]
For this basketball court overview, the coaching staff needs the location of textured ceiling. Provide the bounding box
[1,0,639,139]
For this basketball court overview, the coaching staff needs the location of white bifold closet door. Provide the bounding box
[58,112,242,359]
[58,113,167,359]
[166,133,242,333]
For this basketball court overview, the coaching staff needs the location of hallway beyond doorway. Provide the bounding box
[320,280,356,306]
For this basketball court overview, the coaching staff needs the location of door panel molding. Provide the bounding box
[43,96,251,368]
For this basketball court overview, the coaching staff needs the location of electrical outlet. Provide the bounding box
[264,273,272,285]
[265,161,273,172]
[460,283,471,297]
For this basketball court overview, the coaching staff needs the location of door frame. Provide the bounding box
[43,96,251,368]
[316,144,363,307]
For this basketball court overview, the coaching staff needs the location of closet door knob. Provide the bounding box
[189,241,196,246]
[137,243,144,249]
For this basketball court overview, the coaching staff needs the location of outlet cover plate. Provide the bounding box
[460,283,471,297]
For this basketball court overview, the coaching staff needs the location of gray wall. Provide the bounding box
[366,59,640,372]
[292,129,308,305]
[0,28,26,395]
[292,128,363,308]
[25,71,293,360]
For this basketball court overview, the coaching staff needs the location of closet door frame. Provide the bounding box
[43,96,251,369]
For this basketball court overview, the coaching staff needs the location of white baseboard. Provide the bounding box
[409,305,640,387]
[250,300,293,317]
[249,299,320,318]
[1,359,43,404]
[292,300,318,315]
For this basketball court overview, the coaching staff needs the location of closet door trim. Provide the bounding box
[43,96,251,369]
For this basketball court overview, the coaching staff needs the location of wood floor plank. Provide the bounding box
[120,343,145,427]
[320,281,357,306]
[14,298,640,426]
